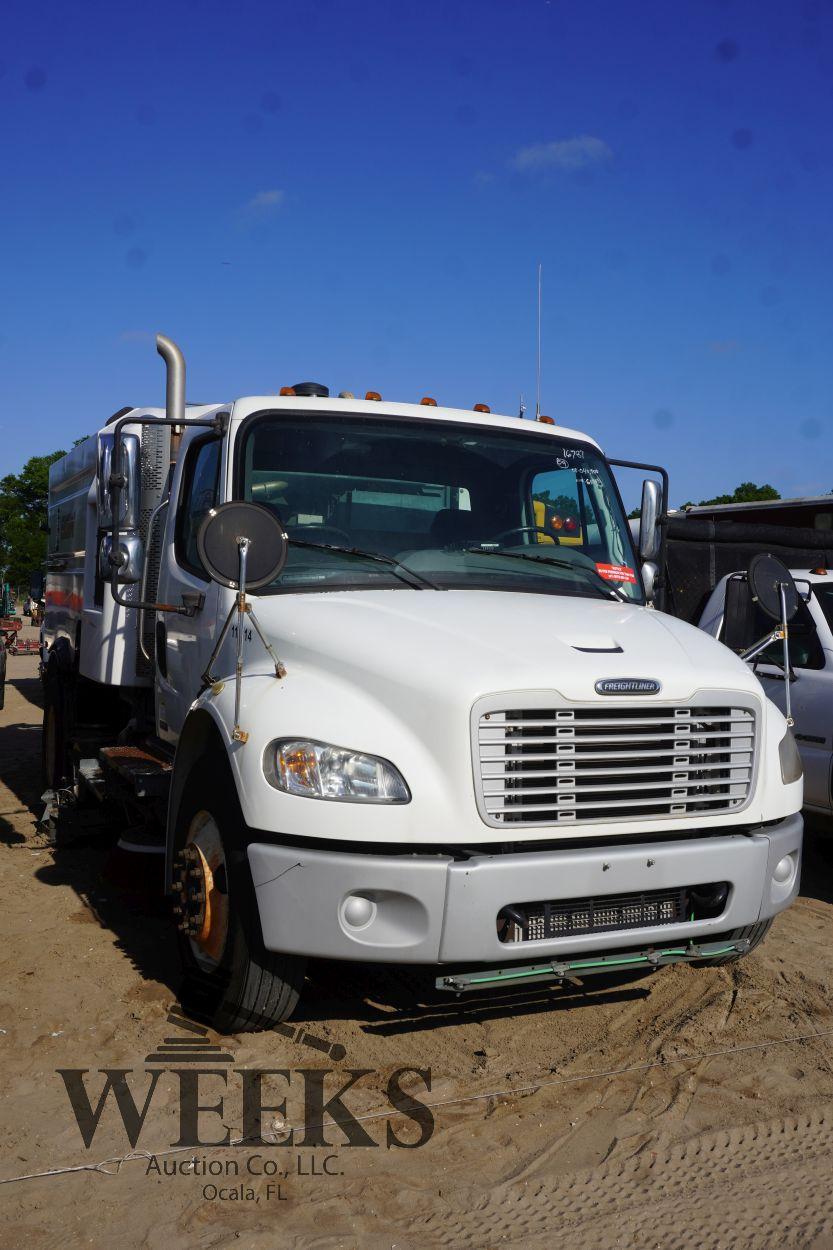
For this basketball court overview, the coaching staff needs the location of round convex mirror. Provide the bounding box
[748,552,798,622]
[197,501,288,590]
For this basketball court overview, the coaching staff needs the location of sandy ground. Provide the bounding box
[2,637,833,1249]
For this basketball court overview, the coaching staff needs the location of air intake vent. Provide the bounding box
[475,700,756,827]
[135,423,171,677]
[498,886,704,942]
[140,500,168,670]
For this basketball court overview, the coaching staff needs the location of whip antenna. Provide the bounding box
[535,262,542,420]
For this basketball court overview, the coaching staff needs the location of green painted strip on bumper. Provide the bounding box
[447,944,741,989]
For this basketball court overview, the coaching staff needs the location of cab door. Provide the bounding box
[750,599,832,812]
[155,428,225,743]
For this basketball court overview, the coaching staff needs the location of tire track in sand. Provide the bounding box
[411,1106,833,1249]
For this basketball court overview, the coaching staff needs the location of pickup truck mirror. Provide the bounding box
[638,478,661,562]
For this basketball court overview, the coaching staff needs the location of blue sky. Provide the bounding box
[2,0,832,507]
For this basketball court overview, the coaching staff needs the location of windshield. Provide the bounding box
[238,414,643,601]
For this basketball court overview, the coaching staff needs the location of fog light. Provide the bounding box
[773,854,794,884]
[342,894,376,929]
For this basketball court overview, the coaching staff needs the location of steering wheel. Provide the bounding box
[287,523,352,546]
[488,526,560,545]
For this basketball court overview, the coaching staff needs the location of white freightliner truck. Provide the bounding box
[43,336,804,1031]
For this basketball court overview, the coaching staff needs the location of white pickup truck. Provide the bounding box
[41,336,804,1031]
[700,570,833,816]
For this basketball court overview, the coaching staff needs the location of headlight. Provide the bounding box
[778,728,803,785]
[267,739,410,803]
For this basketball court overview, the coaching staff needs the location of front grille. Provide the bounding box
[477,704,755,826]
[499,887,691,943]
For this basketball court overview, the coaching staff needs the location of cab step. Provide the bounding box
[99,742,174,800]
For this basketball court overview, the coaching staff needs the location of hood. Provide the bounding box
[251,588,762,707]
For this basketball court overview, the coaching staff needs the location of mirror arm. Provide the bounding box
[108,412,220,615]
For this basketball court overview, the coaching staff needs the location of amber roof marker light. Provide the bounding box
[420,397,437,406]
[279,386,296,396]
[537,415,555,425]
[473,404,490,413]
[365,391,382,401]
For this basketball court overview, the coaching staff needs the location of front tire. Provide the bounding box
[173,753,306,1032]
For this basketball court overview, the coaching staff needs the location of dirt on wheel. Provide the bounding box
[2,644,833,1249]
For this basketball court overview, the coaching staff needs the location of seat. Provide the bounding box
[428,509,484,548]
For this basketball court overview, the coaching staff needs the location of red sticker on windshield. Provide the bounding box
[596,562,637,584]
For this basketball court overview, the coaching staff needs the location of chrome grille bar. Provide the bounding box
[476,703,756,826]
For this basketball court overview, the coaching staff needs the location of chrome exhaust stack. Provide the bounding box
[156,334,186,424]
[107,333,216,615]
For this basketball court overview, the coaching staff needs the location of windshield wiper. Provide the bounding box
[463,547,631,602]
[289,539,444,590]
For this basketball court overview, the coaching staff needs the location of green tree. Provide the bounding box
[0,450,66,585]
[680,481,781,509]
[532,490,580,517]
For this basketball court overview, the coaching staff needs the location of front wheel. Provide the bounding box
[173,754,306,1032]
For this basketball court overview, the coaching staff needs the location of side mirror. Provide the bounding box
[641,560,659,601]
[98,432,140,529]
[197,501,289,589]
[99,533,144,584]
[197,502,290,739]
[638,478,661,562]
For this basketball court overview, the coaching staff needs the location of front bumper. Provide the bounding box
[247,812,802,964]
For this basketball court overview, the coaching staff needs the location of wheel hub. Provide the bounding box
[171,844,209,938]
[172,810,230,967]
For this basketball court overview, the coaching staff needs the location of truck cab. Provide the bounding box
[42,338,804,1031]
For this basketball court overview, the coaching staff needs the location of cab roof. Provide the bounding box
[225,395,603,452]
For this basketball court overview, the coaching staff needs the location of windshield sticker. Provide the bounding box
[596,562,637,584]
